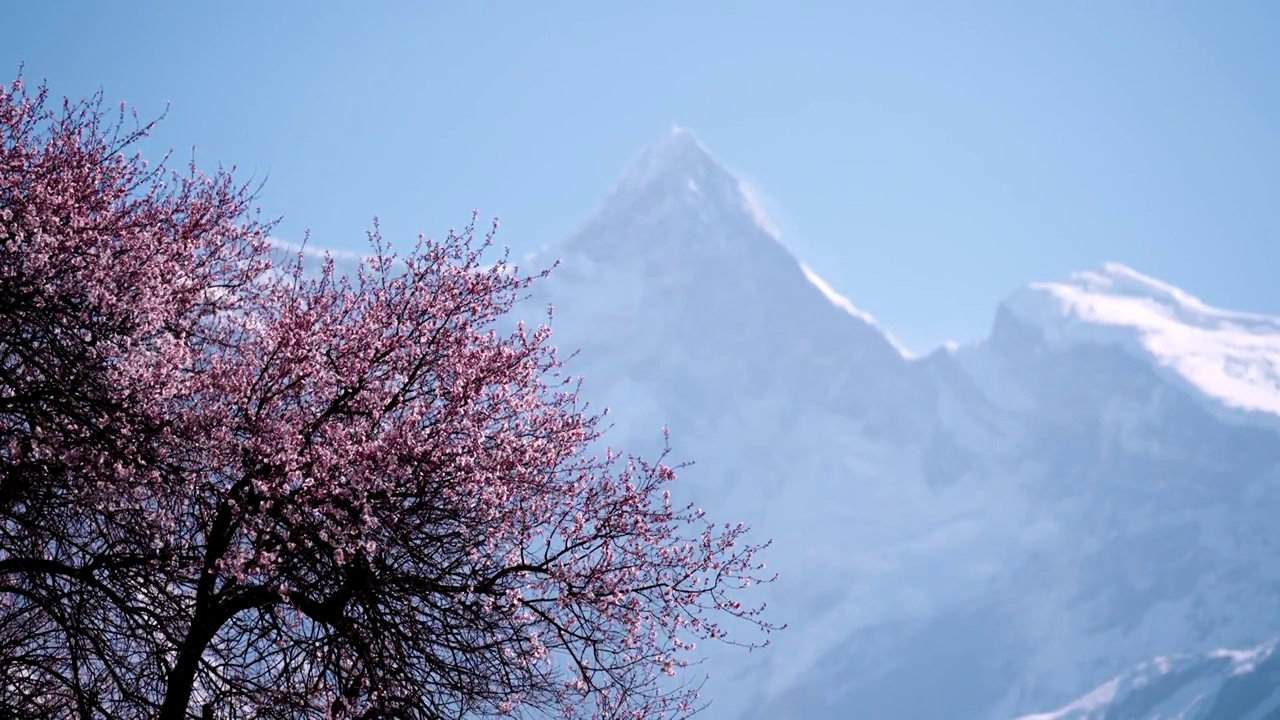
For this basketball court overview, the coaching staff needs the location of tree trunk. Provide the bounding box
[158,617,217,720]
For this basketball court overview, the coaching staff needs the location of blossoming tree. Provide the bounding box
[0,74,776,719]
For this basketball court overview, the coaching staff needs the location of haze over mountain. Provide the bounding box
[513,129,1280,720]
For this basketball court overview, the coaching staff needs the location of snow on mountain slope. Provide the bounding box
[800,262,915,357]
[519,128,1280,720]
[753,297,1280,720]
[524,130,1280,720]
[1002,263,1280,423]
[518,128,1055,718]
[1016,639,1280,720]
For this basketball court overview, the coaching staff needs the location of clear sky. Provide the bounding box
[8,2,1280,352]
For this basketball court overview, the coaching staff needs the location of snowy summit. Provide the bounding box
[1002,262,1280,419]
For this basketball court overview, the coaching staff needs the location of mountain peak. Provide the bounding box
[1050,262,1214,314]
[649,124,707,162]
[561,127,783,261]
[543,129,908,370]
[1005,262,1280,333]
[607,125,727,200]
[997,262,1280,420]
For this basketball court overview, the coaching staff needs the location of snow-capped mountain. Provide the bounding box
[518,128,1280,720]
[1001,264,1280,426]
[1016,640,1280,720]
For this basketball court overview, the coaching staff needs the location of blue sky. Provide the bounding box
[8,2,1280,352]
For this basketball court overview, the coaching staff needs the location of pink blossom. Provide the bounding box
[0,72,781,720]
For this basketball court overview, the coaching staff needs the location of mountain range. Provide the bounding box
[513,128,1280,720]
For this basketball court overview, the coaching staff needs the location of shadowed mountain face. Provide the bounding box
[517,129,1280,720]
